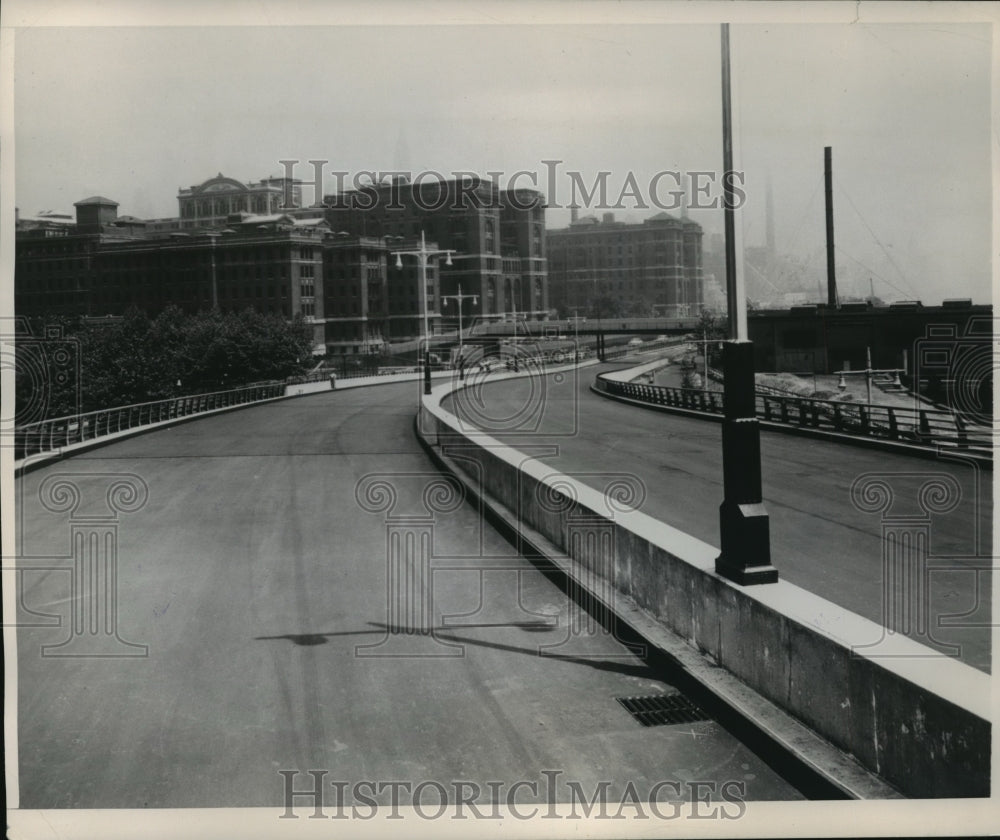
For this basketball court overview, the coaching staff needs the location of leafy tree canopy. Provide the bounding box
[17,307,314,420]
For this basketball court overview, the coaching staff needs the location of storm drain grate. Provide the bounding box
[616,694,711,727]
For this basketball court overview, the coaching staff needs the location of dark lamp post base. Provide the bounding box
[716,501,778,584]
[715,340,778,586]
[716,561,780,586]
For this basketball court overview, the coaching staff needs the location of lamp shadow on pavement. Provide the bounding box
[254,620,555,647]
[254,621,657,681]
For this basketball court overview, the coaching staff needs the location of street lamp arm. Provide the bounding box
[390,230,456,390]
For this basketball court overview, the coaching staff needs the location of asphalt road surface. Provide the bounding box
[443,360,992,673]
[15,380,802,809]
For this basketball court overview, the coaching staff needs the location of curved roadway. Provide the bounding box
[443,360,992,673]
[15,381,800,809]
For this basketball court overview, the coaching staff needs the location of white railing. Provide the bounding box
[14,383,285,460]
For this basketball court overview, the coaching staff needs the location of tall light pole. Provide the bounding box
[510,281,519,372]
[569,306,586,364]
[685,335,718,390]
[392,230,453,394]
[836,346,903,411]
[716,22,777,586]
[441,283,478,380]
[207,230,221,309]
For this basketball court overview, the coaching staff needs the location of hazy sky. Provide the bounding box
[7,3,996,304]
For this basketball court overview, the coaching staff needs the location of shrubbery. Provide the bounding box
[17,306,314,421]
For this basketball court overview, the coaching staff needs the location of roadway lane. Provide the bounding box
[443,361,992,672]
[15,381,801,809]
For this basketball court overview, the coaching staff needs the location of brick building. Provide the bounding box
[546,211,703,317]
[16,173,548,357]
[323,176,547,326]
[175,173,304,229]
[16,198,330,350]
[321,233,442,355]
[15,180,454,357]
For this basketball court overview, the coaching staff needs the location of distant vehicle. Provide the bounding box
[628,338,643,347]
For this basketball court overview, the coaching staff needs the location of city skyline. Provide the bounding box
[7,7,993,309]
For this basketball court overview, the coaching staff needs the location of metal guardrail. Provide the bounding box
[599,336,683,361]
[14,383,285,461]
[15,348,656,463]
[595,376,993,455]
[300,366,424,382]
[285,371,334,385]
[339,367,419,379]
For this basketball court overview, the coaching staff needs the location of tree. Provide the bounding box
[626,295,655,317]
[590,294,625,319]
[165,308,313,392]
[17,307,316,419]
[15,314,84,423]
[696,309,727,369]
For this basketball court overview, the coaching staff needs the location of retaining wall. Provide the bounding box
[418,379,991,799]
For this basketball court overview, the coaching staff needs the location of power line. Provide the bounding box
[833,175,920,298]
[773,176,823,290]
[833,244,912,300]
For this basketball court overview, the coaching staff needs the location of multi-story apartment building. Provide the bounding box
[546,211,703,317]
[323,175,547,327]
[16,196,329,349]
[321,233,441,355]
[15,178,453,357]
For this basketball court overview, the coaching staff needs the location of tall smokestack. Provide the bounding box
[765,176,775,261]
[824,146,838,308]
[570,205,579,224]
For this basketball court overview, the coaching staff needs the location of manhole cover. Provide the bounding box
[616,693,710,727]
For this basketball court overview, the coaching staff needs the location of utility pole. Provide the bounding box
[441,283,478,381]
[569,306,586,363]
[716,23,777,585]
[392,231,453,395]
[207,231,220,309]
[703,326,709,388]
[836,346,903,411]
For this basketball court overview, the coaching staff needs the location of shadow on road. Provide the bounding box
[255,621,655,681]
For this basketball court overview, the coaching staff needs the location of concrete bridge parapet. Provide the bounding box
[417,370,990,799]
